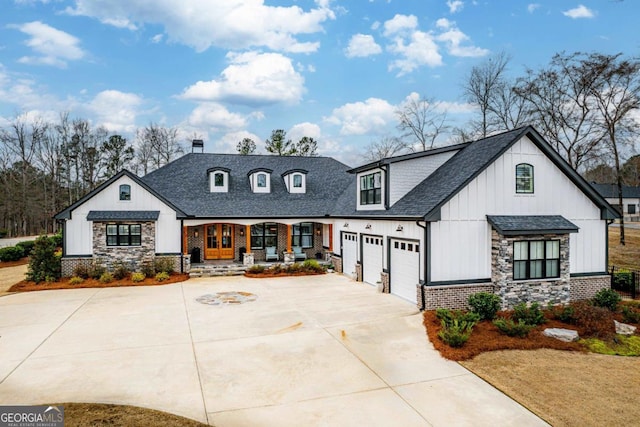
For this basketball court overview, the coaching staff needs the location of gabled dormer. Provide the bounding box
[356,167,385,211]
[208,167,230,193]
[248,168,272,193]
[282,169,308,194]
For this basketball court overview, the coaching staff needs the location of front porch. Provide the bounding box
[182,220,334,266]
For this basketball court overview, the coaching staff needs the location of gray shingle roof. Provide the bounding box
[141,154,352,218]
[486,215,579,235]
[591,183,640,199]
[86,211,160,221]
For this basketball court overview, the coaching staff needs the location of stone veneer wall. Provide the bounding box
[330,255,343,273]
[380,271,390,293]
[571,275,611,300]
[418,283,496,311]
[93,221,155,271]
[355,263,363,282]
[492,230,571,309]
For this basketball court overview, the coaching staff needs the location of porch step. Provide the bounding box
[189,264,248,278]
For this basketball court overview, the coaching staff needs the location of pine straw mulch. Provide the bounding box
[244,271,326,278]
[8,273,189,293]
[423,310,588,361]
[0,257,30,269]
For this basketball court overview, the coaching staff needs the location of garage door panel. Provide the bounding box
[390,239,420,304]
[342,232,358,278]
[362,235,383,286]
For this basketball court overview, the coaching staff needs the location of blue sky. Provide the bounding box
[1,1,639,166]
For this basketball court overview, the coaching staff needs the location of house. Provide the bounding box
[591,183,640,222]
[55,126,618,310]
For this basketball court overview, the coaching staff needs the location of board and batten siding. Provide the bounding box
[65,176,181,255]
[430,135,606,282]
[389,150,459,206]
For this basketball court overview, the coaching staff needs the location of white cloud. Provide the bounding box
[370,21,381,30]
[436,26,489,57]
[527,3,540,13]
[345,34,382,58]
[387,30,442,75]
[214,130,262,153]
[324,97,396,135]
[563,5,595,19]
[288,122,322,142]
[447,0,464,14]
[11,21,85,68]
[383,14,418,37]
[150,33,163,43]
[65,0,335,53]
[186,102,247,131]
[88,90,143,132]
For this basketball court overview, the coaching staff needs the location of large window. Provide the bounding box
[515,164,534,194]
[360,172,381,205]
[251,222,278,249]
[106,224,141,246]
[119,184,131,200]
[513,240,560,280]
[292,222,313,248]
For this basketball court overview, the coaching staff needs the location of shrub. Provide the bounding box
[512,302,546,326]
[436,308,481,326]
[89,261,107,280]
[592,288,621,312]
[612,270,633,292]
[622,306,640,324]
[131,272,146,283]
[0,228,8,238]
[247,265,265,274]
[16,240,36,256]
[302,259,323,272]
[154,257,175,274]
[26,236,61,283]
[286,263,302,273]
[438,319,476,348]
[571,301,615,339]
[550,304,575,323]
[49,233,63,248]
[112,261,130,280]
[493,318,535,337]
[468,292,501,320]
[140,261,156,277]
[0,246,24,262]
[72,263,91,279]
[155,271,170,282]
[69,276,84,285]
[99,272,113,283]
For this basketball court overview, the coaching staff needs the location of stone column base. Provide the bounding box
[283,251,295,264]
[355,263,362,282]
[243,252,255,266]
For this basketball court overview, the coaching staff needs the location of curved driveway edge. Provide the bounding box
[0,274,548,426]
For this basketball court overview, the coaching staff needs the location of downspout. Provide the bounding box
[180,219,184,274]
[606,218,614,273]
[381,164,390,210]
[416,220,429,310]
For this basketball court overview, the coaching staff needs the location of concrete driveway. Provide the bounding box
[0,274,547,426]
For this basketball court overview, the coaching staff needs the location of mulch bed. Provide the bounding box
[423,310,587,361]
[244,271,325,278]
[0,257,29,268]
[9,273,190,292]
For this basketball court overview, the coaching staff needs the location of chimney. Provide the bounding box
[192,139,204,153]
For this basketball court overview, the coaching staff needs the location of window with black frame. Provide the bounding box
[515,164,534,194]
[513,240,559,280]
[292,222,313,248]
[106,224,141,246]
[119,184,131,200]
[360,172,381,205]
[251,222,278,249]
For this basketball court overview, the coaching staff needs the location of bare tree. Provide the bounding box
[137,123,184,172]
[363,136,407,162]
[396,94,449,151]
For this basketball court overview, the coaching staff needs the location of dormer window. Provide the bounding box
[282,169,307,193]
[208,167,230,193]
[360,172,381,205]
[119,184,131,201]
[248,168,272,193]
[516,163,534,194]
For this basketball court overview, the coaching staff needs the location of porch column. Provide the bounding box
[328,224,333,252]
[182,226,188,254]
[245,225,252,253]
[286,224,292,252]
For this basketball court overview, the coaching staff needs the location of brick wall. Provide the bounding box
[419,283,496,311]
[570,275,611,301]
[60,257,93,277]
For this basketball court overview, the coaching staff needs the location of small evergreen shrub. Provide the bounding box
[16,240,36,256]
[512,302,546,325]
[155,271,170,282]
[493,318,535,337]
[612,270,633,292]
[592,288,621,312]
[438,319,476,348]
[99,272,113,283]
[0,246,24,262]
[247,265,265,274]
[49,233,63,248]
[302,259,323,272]
[131,272,146,283]
[468,292,501,320]
[112,261,130,280]
[286,263,302,273]
[622,306,640,324]
[69,276,84,285]
[154,257,175,274]
[90,262,107,280]
[550,304,575,323]
[72,263,91,279]
[436,308,481,326]
[26,236,61,283]
[140,261,156,277]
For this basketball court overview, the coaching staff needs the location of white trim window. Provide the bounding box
[360,172,382,205]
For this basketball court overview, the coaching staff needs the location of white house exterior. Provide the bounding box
[55,126,617,310]
[591,183,640,222]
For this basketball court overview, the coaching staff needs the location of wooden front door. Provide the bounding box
[204,224,234,260]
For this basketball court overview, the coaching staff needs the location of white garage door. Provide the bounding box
[390,239,420,303]
[341,232,358,278]
[362,235,383,286]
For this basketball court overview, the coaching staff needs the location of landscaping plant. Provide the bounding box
[512,302,546,326]
[69,276,84,285]
[99,272,114,283]
[154,257,175,274]
[26,235,61,283]
[493,318,535,337]
[622,306,640,324]
[592,288,622,312]
[468,292,501,320]
[155,271,170,282]
[131,272,146,283]
[436,308,479,348]
[112,261,131,280]
[15,240,35,256]
[0,246,24,262]
[570,301,616,339]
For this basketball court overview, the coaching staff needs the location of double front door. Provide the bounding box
[205,223,234,259]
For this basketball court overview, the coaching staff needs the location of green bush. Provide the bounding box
[131,272,146,282]
[69,276,84,285]
[493,318,535,337]
[302,259,323,272]
[436,308,481,326]
[592,288,621,312]
[550,304,575,323]
[612,270,633,292]
[90,261,107,280]
[72,263,91,279]
[512,302,546,326]
[154,257,175,274]
[15,240,36,256]
[49,233,63,248]
[26,236,61,283]
[468,292,502,320]
[247,264,265,274]
[0,228,8,238]
[438,319,476,348]
[286,263,302,273]
[99,272,114,283]
[140,261,156,277]
[622,306,640,324]
[0,246,24,262]
[112,261,130,280]
[155,271,170,282]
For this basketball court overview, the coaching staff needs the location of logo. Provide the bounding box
[0,405,64,427]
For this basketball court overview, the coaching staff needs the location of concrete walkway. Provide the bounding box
[0,264,27,295]
[0,275,547,426]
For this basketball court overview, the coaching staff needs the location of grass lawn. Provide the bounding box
[609,225,640,270]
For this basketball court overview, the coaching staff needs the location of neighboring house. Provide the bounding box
[591,183,640,222]
[55,126,618,310]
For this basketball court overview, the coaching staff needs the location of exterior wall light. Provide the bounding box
[365,223,372,229]
[396,225,404,232]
